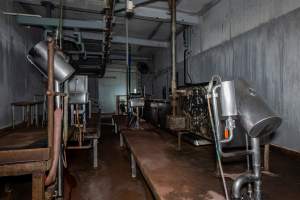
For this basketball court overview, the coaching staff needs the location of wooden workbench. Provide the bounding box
[121,127,225,200]
[11,101,43,128]
[0,127,49,200]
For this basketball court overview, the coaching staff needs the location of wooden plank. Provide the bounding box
[32,172,45,200]
[0,148,50,165]
[0,128,47,150]
[0,161,48,176]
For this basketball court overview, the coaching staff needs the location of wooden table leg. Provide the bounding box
[32,172,45,200]
[178,132,182,151]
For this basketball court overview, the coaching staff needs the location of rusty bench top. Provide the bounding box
[0,128,47,151]
[122,127,224,200]
[0,127,49,165]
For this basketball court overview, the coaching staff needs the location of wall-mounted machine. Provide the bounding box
[207,76,282,200]
[165,84,212,149]
[177,84,211,139]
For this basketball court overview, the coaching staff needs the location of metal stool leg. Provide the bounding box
[93,138,98,168]
[131,153,136,178]
[11,105,15,128]
[120,133,124,148]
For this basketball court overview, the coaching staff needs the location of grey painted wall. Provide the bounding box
[0,1,44,128]
[152,1,300,152]
[98,64,139,114]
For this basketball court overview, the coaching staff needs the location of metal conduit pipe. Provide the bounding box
[232,138,261,200]
[54,80,64,198]
[232,173,257,199]
[45,39,62,186]
[171,0,177,116]
[251,137,262,200]
[63,81,69,146]
[183,49,188,85]
[46,38,54,150]
[28,38,75,190]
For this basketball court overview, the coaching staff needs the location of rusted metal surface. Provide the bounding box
[122,129,223,200]
[166,115,186,131]
[171,0,177,117]
[47,38,54,149]
[121,120,300,200]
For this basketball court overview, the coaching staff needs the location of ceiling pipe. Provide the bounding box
[114,0,161,14]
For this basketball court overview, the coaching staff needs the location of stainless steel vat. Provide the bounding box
[235,80,282,138]
[28,40,75,82]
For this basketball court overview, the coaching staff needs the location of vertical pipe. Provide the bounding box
[245,134,253,197]
[63,81,69,146]
[128,45,131,95]
[171,0,177,116]
[59,0,64,48]
[54,81,63,198]
[47,38,54,149]
[125,1,129,114]
[54,81,61,109]
[264,144,270,172]
[251,138,262,200]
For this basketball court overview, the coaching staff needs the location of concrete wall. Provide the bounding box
[152,0,300,152]
[98,64,139,113]
[0,1,43,128]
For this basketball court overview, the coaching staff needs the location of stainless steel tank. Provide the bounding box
[220,80,238,117]
[28,40,75,82]
[235,80,282,138]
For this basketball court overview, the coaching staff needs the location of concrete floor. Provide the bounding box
[67,123,153,200]
[0,118,300,199]
[0,121,154,200]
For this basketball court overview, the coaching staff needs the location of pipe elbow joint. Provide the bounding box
[232,174,257,199]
